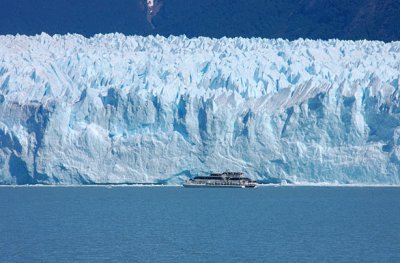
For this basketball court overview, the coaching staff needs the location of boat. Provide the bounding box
[183,172,257,188]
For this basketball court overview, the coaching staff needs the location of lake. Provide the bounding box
[0,186,399,262]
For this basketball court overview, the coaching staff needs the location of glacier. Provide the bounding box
[0,33,399,185]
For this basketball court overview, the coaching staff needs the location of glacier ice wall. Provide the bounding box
[0,33,399,184]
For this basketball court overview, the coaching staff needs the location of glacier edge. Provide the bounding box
[0,33,399,184]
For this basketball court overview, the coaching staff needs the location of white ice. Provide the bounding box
[0,33,399,184]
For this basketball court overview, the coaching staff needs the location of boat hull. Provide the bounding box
[183,183,256,188]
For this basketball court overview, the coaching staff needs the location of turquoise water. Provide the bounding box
[0,187,399,262]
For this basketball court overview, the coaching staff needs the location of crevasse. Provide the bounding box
[0,33,399,184]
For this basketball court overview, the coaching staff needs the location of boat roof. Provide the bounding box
[210,172,244,177]
[193,172,250,180]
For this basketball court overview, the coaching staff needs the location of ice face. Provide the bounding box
[0,33,399,185]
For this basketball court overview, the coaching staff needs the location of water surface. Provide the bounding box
[0,186,399,262]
